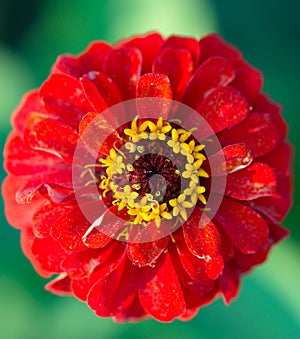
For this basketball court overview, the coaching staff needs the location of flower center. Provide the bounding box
[82,117,209,226]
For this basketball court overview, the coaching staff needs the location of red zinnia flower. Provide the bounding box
[3,33,293,322]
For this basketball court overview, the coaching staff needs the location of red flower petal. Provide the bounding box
[196,86,249,134]
[199,33,242,63]
[215,197,269,254]
[87,257,139,317]
[105,47,142,100]
[117,32,163,74]
[231,59,263,101]
[45,274,72,296]
[11,90,47,135]
[138,252,186,322]
[81,71,123,108]
[2,176,44,229]
[40,74,93,128]
[234,239,273,273]
[80,75,108,113]
[127,237,169,267]
[136,73,172,119]
[253,93,288,139]
[175,230,216,283]
[21,227,53,278]
[218,226,235,263]
[113,295,147,322]
[62,241,124,279]
[182,56,236,109]
[4,133,64,176]
[218,263,240,304]
[71,247,126,301]
[225,162,277,200]
[53,41,112,78]
[204,254,224,280]
[136,73,172,99]
[208,143,253,176]
[183,211,221,261]
[153,47,194,100]
[31,236,69,273]
[51,206,95,252]
[78,111,121,157]
[247,195,290,223]
[15,169,73,204]
[24,116,79,163]
[161,35,200,66]
[32,202,68,238]
[219,112,281,157]
[269,222,290,243]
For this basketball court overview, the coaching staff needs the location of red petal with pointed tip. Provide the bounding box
[225,162,277,200]
[183,211,221,260]
[161,35,200,66]
[269,222,290,243]
[199,34,242,63]
[88,258,139,317]
[138,252,186,322]
[40,74,93,128]
[197,86,249,133]
[182,56,236,109]
[117,32,163,74]
[127,237,169,267]
[153,47,194,100]
[31,236,69,273]
[219,263,240,304]
[231,59,263,101]
[105,47,142,100]
[219,112,280,157]
[215,198,269,254]
[45,274,72,296]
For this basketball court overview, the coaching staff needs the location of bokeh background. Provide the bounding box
[0,0,299,338]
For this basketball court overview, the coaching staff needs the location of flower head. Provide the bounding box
[3,33,292,322]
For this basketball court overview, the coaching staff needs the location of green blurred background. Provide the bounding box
[0,0,299,338]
